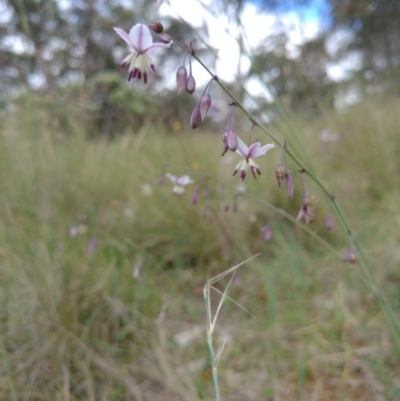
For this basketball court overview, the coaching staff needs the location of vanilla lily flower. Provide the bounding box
[114,23,171,84]
[166,173,193,195]
[233,137,275,180]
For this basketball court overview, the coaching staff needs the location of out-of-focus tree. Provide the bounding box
[326,0,400,91]
[0,0,213,134]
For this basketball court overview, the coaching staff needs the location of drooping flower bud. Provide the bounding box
[285,172,294,199]
[190,106,202,129]
[185,74,196,94]
[221,102,238,155]
[296,171,315,224]
[225,128,238,152]
[185,42,196,94]
[275,164,286,187]
[199,93,212,120]
[198,76,215,120]
[343,248,357,264]
[326,215,333,230]
[192,187,199,205]
[176,66,187,97]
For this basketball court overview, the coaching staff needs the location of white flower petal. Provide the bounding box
[235,136,249,158]
[166,173,177,184]
[177,175,193,186]
[113,27,135,50]
[254,143,275,157]
[129,24,152,52]
[247,142,260,158]
[145,42,172,54]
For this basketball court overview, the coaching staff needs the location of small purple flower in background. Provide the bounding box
[166,173,194,195]
[87,238,98,255]
[233,137,275,180]
[69,223,88,237]
[326,215,334,230]
[114,23,171,84]
[275,141,293,199]
[343,232,357,264]
[296,170,315,224]
[286,171,294,200]
[343,247,357,264]
[296,196,314,224]
[192,187,199,205]
[261,224,272,241]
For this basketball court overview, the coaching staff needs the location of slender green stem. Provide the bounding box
[204,285,222,401]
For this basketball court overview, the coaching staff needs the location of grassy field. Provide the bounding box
[1,94,400,400]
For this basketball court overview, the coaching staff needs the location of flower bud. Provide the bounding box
[190,106,202,129]
[275,164,286,187]
[185,74,196,94]
[285,172,293,199]
[326,215,333,230]
[148,22,164,34]
[192,187,199,205]
[343,248,357,264]
[199,93,212,120]
[176,66,188,97]
[225,128,238,152]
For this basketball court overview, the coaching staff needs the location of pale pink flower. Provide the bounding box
[233,137,275,180]
[261,225,272,241]
[114,23,171,84]
[166,173,194,195]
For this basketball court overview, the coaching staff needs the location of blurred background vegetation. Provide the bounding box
[1,0,400,400]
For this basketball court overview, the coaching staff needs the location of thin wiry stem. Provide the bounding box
[204,255,260,400]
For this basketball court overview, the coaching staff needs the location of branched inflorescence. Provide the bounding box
[113,20,361,270]
[112,15,400,400]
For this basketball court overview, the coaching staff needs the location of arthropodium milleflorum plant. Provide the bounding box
[114,18,400,399]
